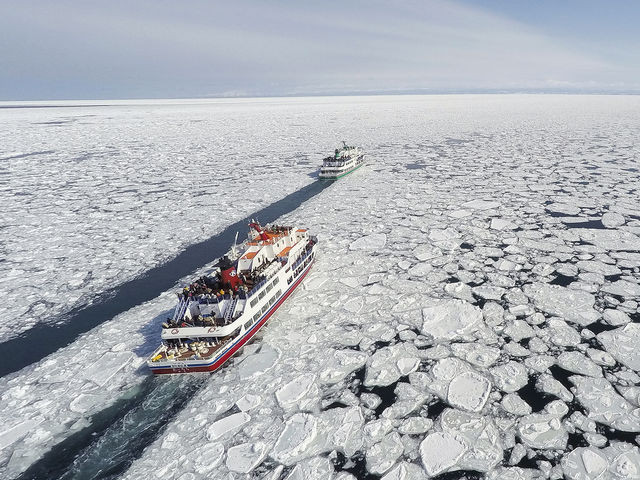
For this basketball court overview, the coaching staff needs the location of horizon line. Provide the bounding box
[1,88,640,107]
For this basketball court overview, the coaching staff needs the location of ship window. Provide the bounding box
[268,297,274,306]
[253,313,261,322]
[265,284,272,293]
[276,290,282,296]
[261,304,268,314]
[258,290,265,300]
[272,278,279,287]
[244,321,252,330]
[250,298,258,308]
[287,277,293,284]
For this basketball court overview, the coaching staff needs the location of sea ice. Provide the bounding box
[206,412,251,441]
[349,233,387,251]
[447,370,491,412]
[571,376,640,432]
[524,283,599,326]
[597,324,640,370]
[419,431,466,476]
[364,343,420,387]
[225,441,269,473]
[275,374,320,411]
[562,443,640,480]
[557,351,602,377]
[366,432,404,474]
[490,361,528,393]
[14,95,640,480]
[421,298,484,341]
[517,401,569,450]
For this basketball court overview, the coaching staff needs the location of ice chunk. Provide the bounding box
[271,413,321,465]
[343,296,363,313]
[350,233,387,251]
[364,343,420,387]
[462,199,501,210]
[576,260,621,276]
[601,280,640,298]
[238,344,280,379]
[363,418,394,446]
[236,394,262,412]
[206,412,251,441]
[272,407,364,465]
[225,442,269,473]
[319,349,368,384]
[447,370,491,412]
[548,203,580,215]
[490,361,528,393]
[419,431,466,476]
[398,417,433,435]
[571,376,640,431]
[578,229,640,251]
[276,374,319,411]
[557,351,602,377]
[451,342,500,368]
[602,309,631,326]
[82,351,133,387]
[0,419,44,450]
[536,374,574,402]
[366,432,404,475]
[472,285,506,301]
[381,461,428,480]
[440,408,503,472]
[192,442,224,474]
[517,406,568,449]
[490,218,516,230]
[501,393,532,416]
[597,323,640,370]
[412,244,442,261]
[601,211,625,228]
[562,443,640,480]
[524,283,599,326]
[284,456,334,480]
[421,299,484,341]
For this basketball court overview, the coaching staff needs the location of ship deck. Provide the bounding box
[154,336,233,363]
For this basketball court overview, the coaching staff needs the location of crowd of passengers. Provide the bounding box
[162,313,219,329]
[162,337,229,357]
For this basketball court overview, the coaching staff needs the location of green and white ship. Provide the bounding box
[319,142,365,179]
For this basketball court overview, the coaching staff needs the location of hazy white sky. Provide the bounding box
[1,0,638,100]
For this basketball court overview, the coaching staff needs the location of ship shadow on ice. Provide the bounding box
[132,308,175,359]
[0,179,333,378]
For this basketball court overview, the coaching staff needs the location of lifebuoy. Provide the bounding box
[208,326,216,333]
[171,328,179,334]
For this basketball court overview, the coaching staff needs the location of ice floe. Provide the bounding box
[6,95,640,479]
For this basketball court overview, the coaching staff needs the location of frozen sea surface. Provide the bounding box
[0,99,320,340]
[3,95,640,479]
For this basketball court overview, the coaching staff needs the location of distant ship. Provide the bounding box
[147,221,317,374]
[319,142,365,179]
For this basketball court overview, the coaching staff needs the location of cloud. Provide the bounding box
[0,0,636,99]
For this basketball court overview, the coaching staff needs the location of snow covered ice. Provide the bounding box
[3,95,640,479]
[0,99,317,341]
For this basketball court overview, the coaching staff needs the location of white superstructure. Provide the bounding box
[319,142,365,179]
[147,221,317,374]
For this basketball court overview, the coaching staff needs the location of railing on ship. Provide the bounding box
[291,243,314,271]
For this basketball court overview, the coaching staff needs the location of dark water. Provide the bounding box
[0,180,330,378]
[17,375,206,480]
[12,180,332,479]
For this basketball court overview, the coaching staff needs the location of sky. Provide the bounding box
[0,0,638,100]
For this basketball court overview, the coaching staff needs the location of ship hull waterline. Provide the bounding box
[319,161,364,180]
[149,259,314,375]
